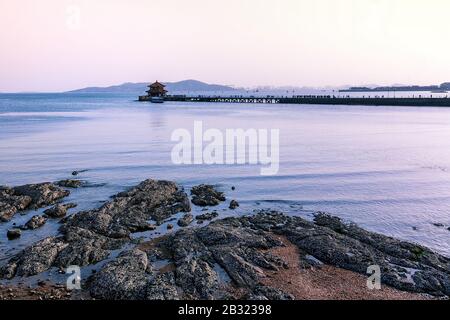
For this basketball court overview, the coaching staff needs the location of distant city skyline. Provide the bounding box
[1,0,450,92]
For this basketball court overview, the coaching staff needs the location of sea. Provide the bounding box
[0,92,449,263]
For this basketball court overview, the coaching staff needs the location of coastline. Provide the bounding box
[1,179,449,300]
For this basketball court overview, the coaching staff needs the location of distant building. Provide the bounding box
[147,81,168,97]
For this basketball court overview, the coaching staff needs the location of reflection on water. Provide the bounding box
[0,93,450,257]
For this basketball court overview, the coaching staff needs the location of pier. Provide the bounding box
[139,95,450,107]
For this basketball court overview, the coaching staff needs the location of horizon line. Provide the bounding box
[1,79,449,94]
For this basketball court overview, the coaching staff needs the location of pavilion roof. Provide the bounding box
[148,81,166,88]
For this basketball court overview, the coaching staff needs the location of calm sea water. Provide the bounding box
[0,93,449,258]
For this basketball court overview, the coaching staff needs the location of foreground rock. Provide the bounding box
[89,222,291,300]
[191,185,226,207]
[0,183,69,222]
[0,180,191,279]
[89,249,150,300]
[0,187,31,222]
[11,183,70,210]
[87,211,450,300]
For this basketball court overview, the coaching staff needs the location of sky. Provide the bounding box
[1,0,450,92]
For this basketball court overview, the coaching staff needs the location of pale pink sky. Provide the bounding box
[1,0,450,92]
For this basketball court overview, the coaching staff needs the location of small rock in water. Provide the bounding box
[191,184,226,207]
[23,215,48,230]
[229,200,240,210]
[71,169,88,176]
[231,186,236,191]
[167,224,174,230]
[196,211,219,221]
[1,183,69,222]
[177,213,194,227]
[44,203,77,218]
[7,229,21,240]
[57,180,83,188]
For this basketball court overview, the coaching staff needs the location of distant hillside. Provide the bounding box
[68,80,237,94]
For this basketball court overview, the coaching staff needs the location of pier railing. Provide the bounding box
[139,95,450,107]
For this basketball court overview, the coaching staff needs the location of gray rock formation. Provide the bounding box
[12,183,70,210]
[1,237,67,278]
[22,215,48,230]
[89,222,288,300]
[177,213,194,227]
[2,179,449,300]
[88,211,450,300]
[89,249,150,300]
[191,185,226,207]
[0,183,69,222]
[57,180,84,188]
[0,180,191,279]
[229,200,239,210]
[44,203,77,218]
[196,211,219,222]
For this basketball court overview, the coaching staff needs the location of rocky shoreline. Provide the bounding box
[1,178,449,300]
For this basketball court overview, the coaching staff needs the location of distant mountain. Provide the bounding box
[68,80,237,94]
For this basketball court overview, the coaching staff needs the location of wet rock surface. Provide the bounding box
[57,180,84,188]
[0,283,72,300]
[71,170,88,176]
[229,200,239,210]
[11,183,70,210]
[89,222,288,300]
[0,183,69,222]
[177,213,194,227]
[89,249,150,300]
[196,211,219,222]
[1,237,68,278]
[191,185,226,207]
[7,229,21,240]
[88,211,450,300]
[289,212,450,296]
[22,215,48,230]
[0,179,191,279]
[44,203,78,218]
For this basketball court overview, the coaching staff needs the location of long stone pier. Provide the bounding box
[138,95,450,107]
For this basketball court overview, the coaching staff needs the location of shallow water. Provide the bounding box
[0,93,449,258]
